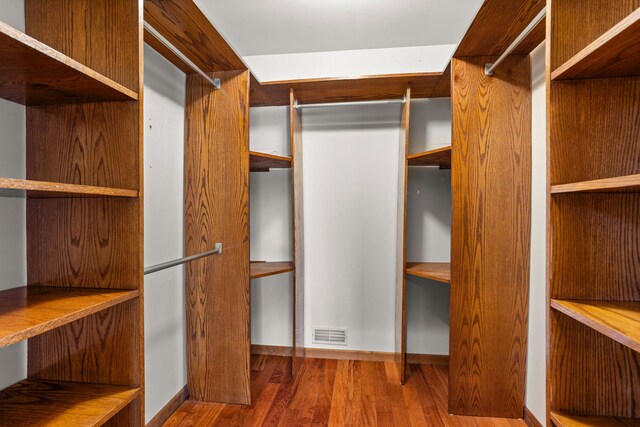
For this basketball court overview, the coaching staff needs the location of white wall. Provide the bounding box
[0,0,27,391]
[143,45,187,423]
[526,41,547,425]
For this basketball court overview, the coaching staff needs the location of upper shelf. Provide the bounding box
[251,262,294,279]
[250,152,292,172]
[405,262,451,284]
[0,21,138,105]
[408,146,451,167]
[0,178,139,198]
[552,8,640,80]
[551,174,640,194]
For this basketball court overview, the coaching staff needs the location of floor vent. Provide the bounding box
[312,327,348,345]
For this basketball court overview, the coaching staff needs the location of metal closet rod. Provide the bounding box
[295,97,406,109]
[484,6,547,76]
[143,21,221,89]
[144,243,223,275]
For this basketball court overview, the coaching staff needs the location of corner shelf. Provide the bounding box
[407,146,451,167]
[250,262,294,279]
[551,174,640,194]
[250,151,292,172]
[550,411,640,427]
[0,178,138,198]
[551,8,640,80]
[0,21,138,105]
[0,380,140,426]
[551,299,640,353]
[405,262,450,284]
[0,286,139,347]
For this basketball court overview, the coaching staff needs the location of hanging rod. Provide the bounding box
[484,6,546,76]
[144,21,221,89]
[144,243,223,275]
[295,97,406,109]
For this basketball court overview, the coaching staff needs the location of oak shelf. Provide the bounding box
[0,21,138,105]
[550,411,640,427]
[407,146,451,167]
[551,9,640,80]
[0,380,140,426]
[551,174,640,194]
[405,262,451,284]
[0,286,139,347]
[249,151,292,172]
[250,262,294,279]
[551,299,640,353]
[0,178,138,198]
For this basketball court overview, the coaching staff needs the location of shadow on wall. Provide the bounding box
[301,104,403,131]
[144,45,186,105]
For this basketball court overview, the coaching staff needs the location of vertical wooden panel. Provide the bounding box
[395,88,411,384]
[184,69,251,404]
[290,90,305,377]
[450,56,531,418]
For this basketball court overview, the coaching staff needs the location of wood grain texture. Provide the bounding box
[432,63,452,98]
[249,151,291,172]
[395,88,411,385]
[551,174,640,194]
[0,178,138,198]
[143,0,246,72]
[184,69,251,404]
[455,0,545,57]
[146,386,189,427]
[0,286,137,348]
[290,89,305,378]
[250,262,294,279]
[407,147,452,167]
[0,380,139,426]
[450,56,531,418]
[551,412,640,427]
[405,263,451,284]
[552,8,640,80]
[143,28,192,74]
[251,73,441,107]
[524,407,543,427]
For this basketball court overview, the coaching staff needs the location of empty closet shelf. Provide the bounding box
[250,262,294,279]
[405,262,451,283]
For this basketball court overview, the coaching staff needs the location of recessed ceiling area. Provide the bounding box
[194,0,483,56]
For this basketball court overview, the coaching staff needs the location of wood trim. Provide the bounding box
[406,353,449,365]
[146,386,189,427]
[523,407,543,427]
[251,345,293,357]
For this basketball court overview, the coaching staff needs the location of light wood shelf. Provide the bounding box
[552,9,640,80]
[550,411,640,427]
[405,262,451,284]
[0,286,138,347]
[0,178,138,198]
[0,21,138,105]
[249,151,292,172]
[551,174,640,194]
[250,262,294,279]
[407,146,451,167]
[0,380,139,426]
[551,299,640,353]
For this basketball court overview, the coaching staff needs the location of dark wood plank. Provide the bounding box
[0,178,138,198]
[144,28,193,74]
[407,147,451,167]
[432,63,452,98]
[184,70,251,404]
[405,263,451,284]
[450,56,531,418]
[249,152,292,172]
[250,262,294,279]
[146,386,190,427]
[551,412,640,427]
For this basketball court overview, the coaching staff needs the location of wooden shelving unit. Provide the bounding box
[249,151,292,172]
[405,262,450,284]
[250,262,294,279]
[407,146,451,167]
[0,178,138,197]
[548,2,640,425]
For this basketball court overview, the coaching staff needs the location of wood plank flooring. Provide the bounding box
[164,355,527,426]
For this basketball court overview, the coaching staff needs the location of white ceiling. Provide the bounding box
[194,0,483,56]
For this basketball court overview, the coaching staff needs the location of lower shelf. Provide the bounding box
[551,411,640,427]
[250,262,294,279]
[0,380,139,426]
[405,262,451,283]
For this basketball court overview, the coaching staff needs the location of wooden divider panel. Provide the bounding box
[450,56,531,418]
[185,69,251,404]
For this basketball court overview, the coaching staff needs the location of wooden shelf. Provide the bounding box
[551,299,640,353]
[551,411,640,427]
[0,178,138,198]
[0,21,138,105]
[250,262,294,279]
[405,262,451,284]
[551,174,640,194]
[407,146,451,167]
[0,286,138,347]
[250,152,292,172]
[552,9,640,80]
[0,380,139,426]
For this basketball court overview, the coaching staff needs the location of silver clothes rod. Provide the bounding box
[295,98,406,109]
[144,243,223,275]
[144,21,221,89]
[484,6,546,76]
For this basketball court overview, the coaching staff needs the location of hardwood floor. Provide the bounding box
[164,355,526,426]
